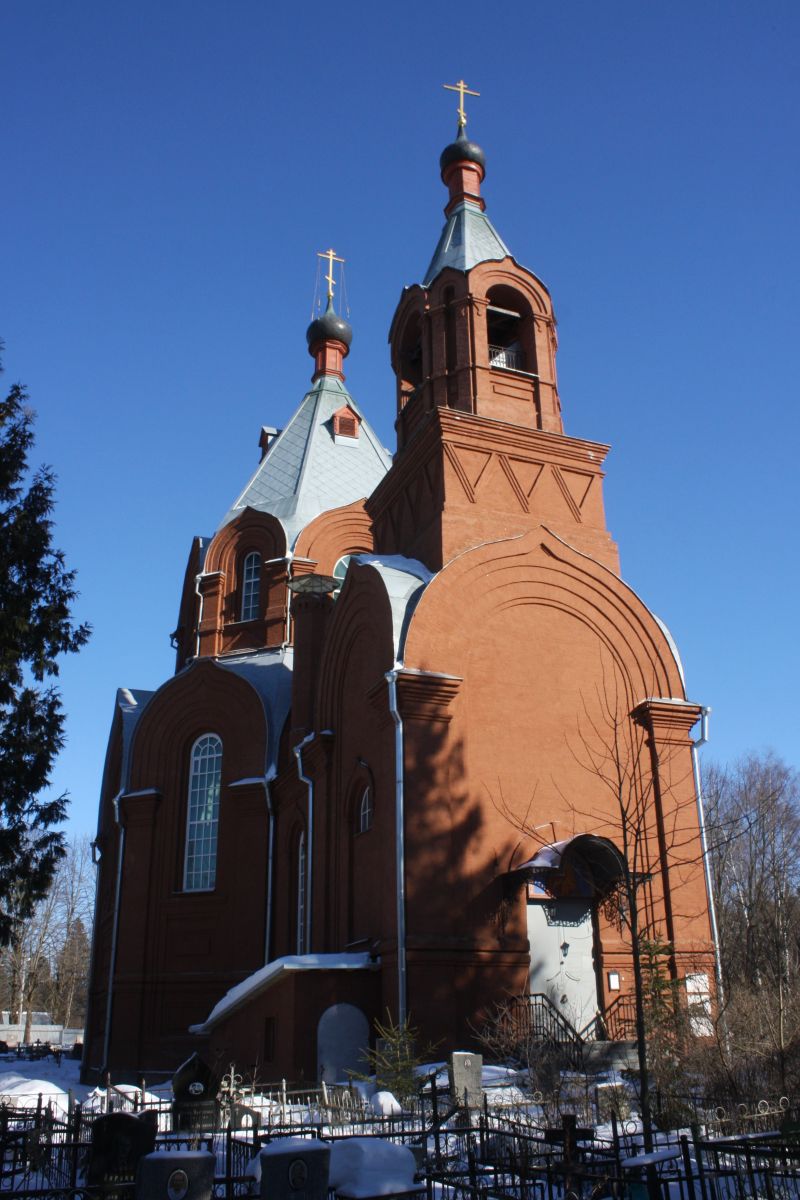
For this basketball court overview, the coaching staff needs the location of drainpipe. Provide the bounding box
[294,734,315,953]
[193,574,204,659]
[261,773,276,964]
[690,706,726,1014]
[385,669,407,1025]
[103,792,126,1070]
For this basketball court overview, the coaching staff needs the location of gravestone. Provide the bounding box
[171,1052,219,1132]
[259,1136,330,1200]
[136,1148,215,1200]
[448,1051,482,1108]
[317,1003,370,1084]
[87,1110,157,1195]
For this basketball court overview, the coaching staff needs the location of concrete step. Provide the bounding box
[582,1039,639,1074]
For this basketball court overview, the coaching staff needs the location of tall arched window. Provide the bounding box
[184,734,222,891]
[296,832,307,954]
[241,552,261,621]
[357,785,373,833]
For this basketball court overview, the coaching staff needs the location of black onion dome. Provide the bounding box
[306,299,352,350]
[440,126,486,174]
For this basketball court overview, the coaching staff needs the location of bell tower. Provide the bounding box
[391,122,563,449]
[369,89,619,574]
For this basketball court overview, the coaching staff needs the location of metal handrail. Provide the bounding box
[489,344,525,371]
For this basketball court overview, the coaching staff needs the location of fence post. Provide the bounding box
[69,1105,82,1190]
[561,1113,577,1197]
[430,1073,441,1170]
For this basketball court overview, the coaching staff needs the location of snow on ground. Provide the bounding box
[0,1050,89,1112]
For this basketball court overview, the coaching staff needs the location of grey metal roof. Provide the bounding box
[94,688,154,822]
[216,648,294,776]
[220,376,392,548]
[353,554,434,662]
[423,200,511,286]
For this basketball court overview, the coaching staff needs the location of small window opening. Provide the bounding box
[358,786,373,833]
[333,407,360,441]
[241,552,261,621]
[487,304,524,371]
[332,555,353,599]
[398,312,424,404]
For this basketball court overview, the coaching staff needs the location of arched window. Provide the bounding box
[184,734,222,891]
[296,832,307,954]
[332,555,353,599]
[357,786,373,834]
[241,552,261,621]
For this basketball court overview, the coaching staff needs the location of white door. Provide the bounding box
[527,899,599,1032]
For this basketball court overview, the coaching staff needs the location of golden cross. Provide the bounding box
[443,79,480,129]
[317,248,345,301]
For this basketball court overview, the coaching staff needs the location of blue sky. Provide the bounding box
[3,1,799,837]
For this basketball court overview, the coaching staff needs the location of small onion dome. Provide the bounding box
[440,126,486,174]
[306,298,352,351]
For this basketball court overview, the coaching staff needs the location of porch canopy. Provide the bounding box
[513,833,626,900]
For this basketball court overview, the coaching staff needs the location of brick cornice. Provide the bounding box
[367,670,462,724]
[119,788,162,826]
[396,670,462,722]
[632,698,702,738]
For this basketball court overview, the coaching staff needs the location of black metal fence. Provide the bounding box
[4,1089,800,1200]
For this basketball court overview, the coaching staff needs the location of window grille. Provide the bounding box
[184,734,222,890]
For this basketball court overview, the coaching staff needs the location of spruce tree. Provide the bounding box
[0,375,90,945]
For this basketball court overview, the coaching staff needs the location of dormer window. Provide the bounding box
[333,406,360,444]
[241,552,261,621]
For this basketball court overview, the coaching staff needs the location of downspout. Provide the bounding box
[294,733,315,953]
[690,706,726,1013]
[385,669,407,1025]
[261,773,276,964]
[103,792,126,1070]
[194,574,204,659]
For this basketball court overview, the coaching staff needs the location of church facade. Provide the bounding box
[83,114,715,1083]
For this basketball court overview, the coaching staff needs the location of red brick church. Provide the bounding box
[83,102,716,1083]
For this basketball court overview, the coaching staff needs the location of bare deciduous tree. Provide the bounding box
[704,753,800,1094]
[0,835,94,1039]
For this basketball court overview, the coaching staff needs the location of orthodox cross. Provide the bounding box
[443,79,480,129]
[317,248,345,301]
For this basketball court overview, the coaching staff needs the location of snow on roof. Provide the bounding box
[118,689,153,788]
[215,648,294,776]
[189,952,378,1035]
[354,555,434,662]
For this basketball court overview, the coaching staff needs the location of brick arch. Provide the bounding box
[402,527,685,705]
[204,508,286,579]
[199,509,289,655]
[293,499,375,576]
[469,260,553,319]
[388,284,427,376]
[316,563,396,732]
[129,659,268,790]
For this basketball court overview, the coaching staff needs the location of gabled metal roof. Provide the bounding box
[422,200,510,286]
[220,375,392,548]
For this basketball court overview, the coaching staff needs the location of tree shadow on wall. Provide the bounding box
[401,726,531,1049]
